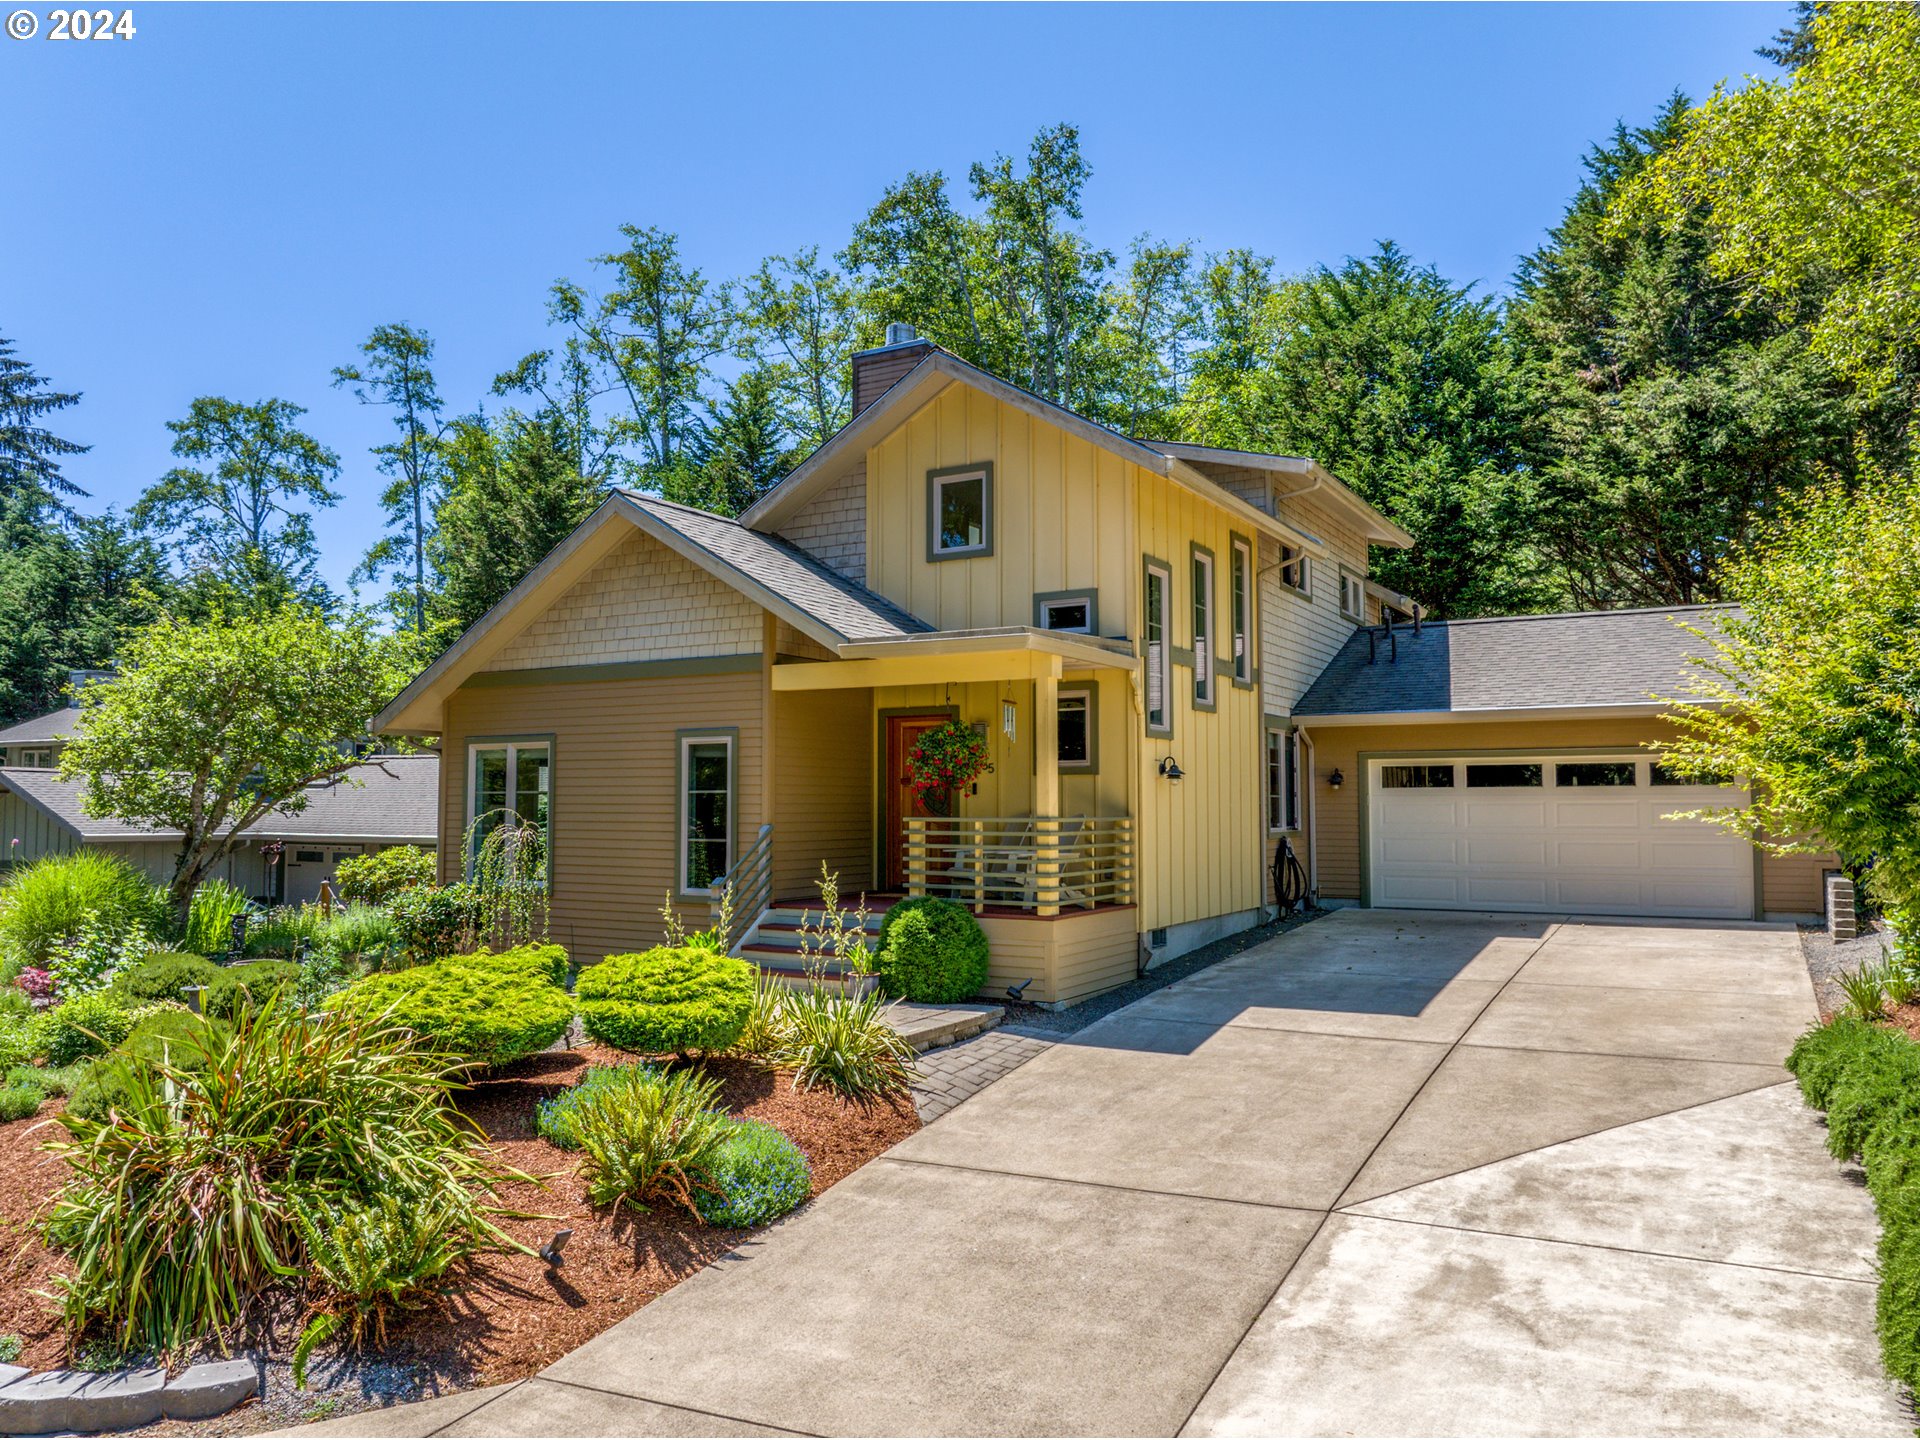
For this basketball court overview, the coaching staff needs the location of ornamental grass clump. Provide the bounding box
[778,984,916,1100]
[325,948,573,1068]
[577,947,754,1056]
[0,851,169,971]
[564,1064,734,1214]
[691,1119,811,1228]
[40,995,523,1355]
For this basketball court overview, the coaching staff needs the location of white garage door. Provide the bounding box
[1367,754,1755,919]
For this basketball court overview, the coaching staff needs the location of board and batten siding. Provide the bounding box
[1133,468,1264,937]
[863,387,1135,636]
[0,789,270,891]
[440,672,765,964]
[489,528,762,672]
[1300,714,1832,919]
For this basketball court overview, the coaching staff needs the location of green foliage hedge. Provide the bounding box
[325,951,572,1066]
[333,846,437,906]
[577,948,754,1056]
[204,961,302,1020]
[0,1084,41,1122]
[69,1011,230,1121]
[876,897,990,1004]
[387,884,484,964]
[1787,1017,1920,1388]
[39,992,138,1068]
[112,953,221,1006]
[453,943,570,987]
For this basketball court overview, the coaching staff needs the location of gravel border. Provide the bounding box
[1800,920,1897,1019]
[999,907,1332,1039]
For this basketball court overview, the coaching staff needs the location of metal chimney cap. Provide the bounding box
[884,321,918,346]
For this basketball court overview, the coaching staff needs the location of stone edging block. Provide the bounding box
[164,1359,261,1420]
[0,1356,259,1434]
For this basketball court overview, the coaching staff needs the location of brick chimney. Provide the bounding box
[851,322,935,416]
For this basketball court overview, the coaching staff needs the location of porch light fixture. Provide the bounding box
[1329,768,1344,790]
[1157,756,1185,784]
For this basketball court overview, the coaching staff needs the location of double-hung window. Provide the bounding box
[678,732,735,895]
[1266,728,1300,833]
[468,739,551,875]
[1143,559,1171,736]
[1192,546,1216,707]
[1229,536,1253,686]
[1338,568,1366,623]
[1278,544,1309,596]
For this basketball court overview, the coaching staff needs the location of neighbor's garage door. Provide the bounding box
[1367,755,1755,919]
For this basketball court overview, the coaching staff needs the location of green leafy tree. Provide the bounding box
[333,324,448,634]
[1509,96,1859,609]
[1097,238,1197,436]
[547,226,735,481]
[491,338,618,483]
[1658,470,1920,920]
[1177,243,1534,617]
[132,397,340,604]
[0,334,88,506]
[428,412,604,636]
[1623,4,1920,404]
[738,247,858,452]
[59,606,419,921]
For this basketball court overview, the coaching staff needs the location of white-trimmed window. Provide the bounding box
[1192,547,1216,707]
[1037,594,1095,634]
[13,746,54,768]
[468,740,551,871]
[1057,688,1094,771]
[1266,728,1300,833]
[1230,537,1253,684]
[928,464,992,559]
[1338,568,1366,623]
[1144,560,1170,736]
[679,733,735,894]
[1278,544,1309,596]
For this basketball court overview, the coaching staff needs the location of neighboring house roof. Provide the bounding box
[0,755,439,846]
[736,347,1372,555]
[0,707,77,746]
[1292,605,1735,722]
[618,492,929,642]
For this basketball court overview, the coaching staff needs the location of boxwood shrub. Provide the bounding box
[1786,1016,1920,1389]
[876,897,990,1004]
[577,947,754,1056]
[111,953,222,1006]
[38,992,138,1068]
[68,1010,230,1121]
[204,961,303,1020]
[692,1118,811,1228]
[0,1084,41,1122]
[325,953,573,1067]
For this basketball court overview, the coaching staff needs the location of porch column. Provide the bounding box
[1034,658,1061,917]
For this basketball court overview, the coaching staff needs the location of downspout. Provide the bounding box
[1301,728,1320,905]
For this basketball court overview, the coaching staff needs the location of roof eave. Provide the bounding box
[1290,699,1727,728]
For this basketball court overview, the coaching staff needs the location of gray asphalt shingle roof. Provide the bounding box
[1293,605,1735,717]
[0,708,78,746]
[0,755,439,844]
[621,491,929,641]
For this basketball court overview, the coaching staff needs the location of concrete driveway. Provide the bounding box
[301,910,1910,1437]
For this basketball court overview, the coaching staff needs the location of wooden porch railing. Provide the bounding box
[709,823,773,952]
[903,815,1134,916]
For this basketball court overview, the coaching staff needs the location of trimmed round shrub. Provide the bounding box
[692,1118,811,1228]
[576,948,754,1056]
[325,956,572,1066]
[875,897,990,1004]
[451,943,570,987]
[38,992,137,1067]
[333,846,437,906]
[0,1084,41,1122]
[203,961,302,1020]
[535,1062,651,1151]
[111,953,222,1006]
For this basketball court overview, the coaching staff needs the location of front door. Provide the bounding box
[884,713,950,891]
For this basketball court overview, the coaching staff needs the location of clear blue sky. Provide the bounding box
[6,1,1788,599]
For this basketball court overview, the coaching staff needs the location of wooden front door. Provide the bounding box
[884,713,950,891]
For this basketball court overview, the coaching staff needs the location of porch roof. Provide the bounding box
[771,626,1135,691]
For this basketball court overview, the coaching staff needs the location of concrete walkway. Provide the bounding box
[293,910,1910,1437]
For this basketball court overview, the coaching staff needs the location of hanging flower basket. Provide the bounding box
[907,720,993,817]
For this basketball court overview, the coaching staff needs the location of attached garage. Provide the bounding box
[1290,607,1832,924]
[1366,752,1756,919]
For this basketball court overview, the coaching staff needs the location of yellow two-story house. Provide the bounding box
[373,328,1829,1005]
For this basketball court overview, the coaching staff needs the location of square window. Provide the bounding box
[1279,545,1309,596]
[928,466,992,558]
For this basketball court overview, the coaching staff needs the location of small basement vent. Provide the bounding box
[1150,927,1168,949]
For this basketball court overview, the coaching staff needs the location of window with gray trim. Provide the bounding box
[1192,547,1216,706]
[1230,537,1253,683]
[1058,688,1094,770]
[1144,560,1170,734]
[1037,594,1095,634]
[1338,568,1366,622]
[928,465,991,558]
[1278,544,1309,596]
[468,740,550,873]
[679,734,734,892]
[1266,728,1299,832]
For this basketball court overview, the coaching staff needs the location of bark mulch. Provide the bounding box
[0,1045,918,1432]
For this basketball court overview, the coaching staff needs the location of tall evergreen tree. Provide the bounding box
[0,334,89,506]
[667,366,794,517]
[333,323,448,634]
[133,396,340,605]
[1509,95,1859,609]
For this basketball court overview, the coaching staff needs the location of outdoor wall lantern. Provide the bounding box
[1158,756,1185,784]
[1329,768,1344,790]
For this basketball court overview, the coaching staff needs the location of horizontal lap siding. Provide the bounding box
[772,688,873,900]
[1303,716,1832,917]
[1261,491,1372,717]
[442,674,764,964]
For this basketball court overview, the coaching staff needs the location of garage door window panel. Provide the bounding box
[1467,763,1542,788]
[1381,764,1454,789]
[1557,761,1637,788]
